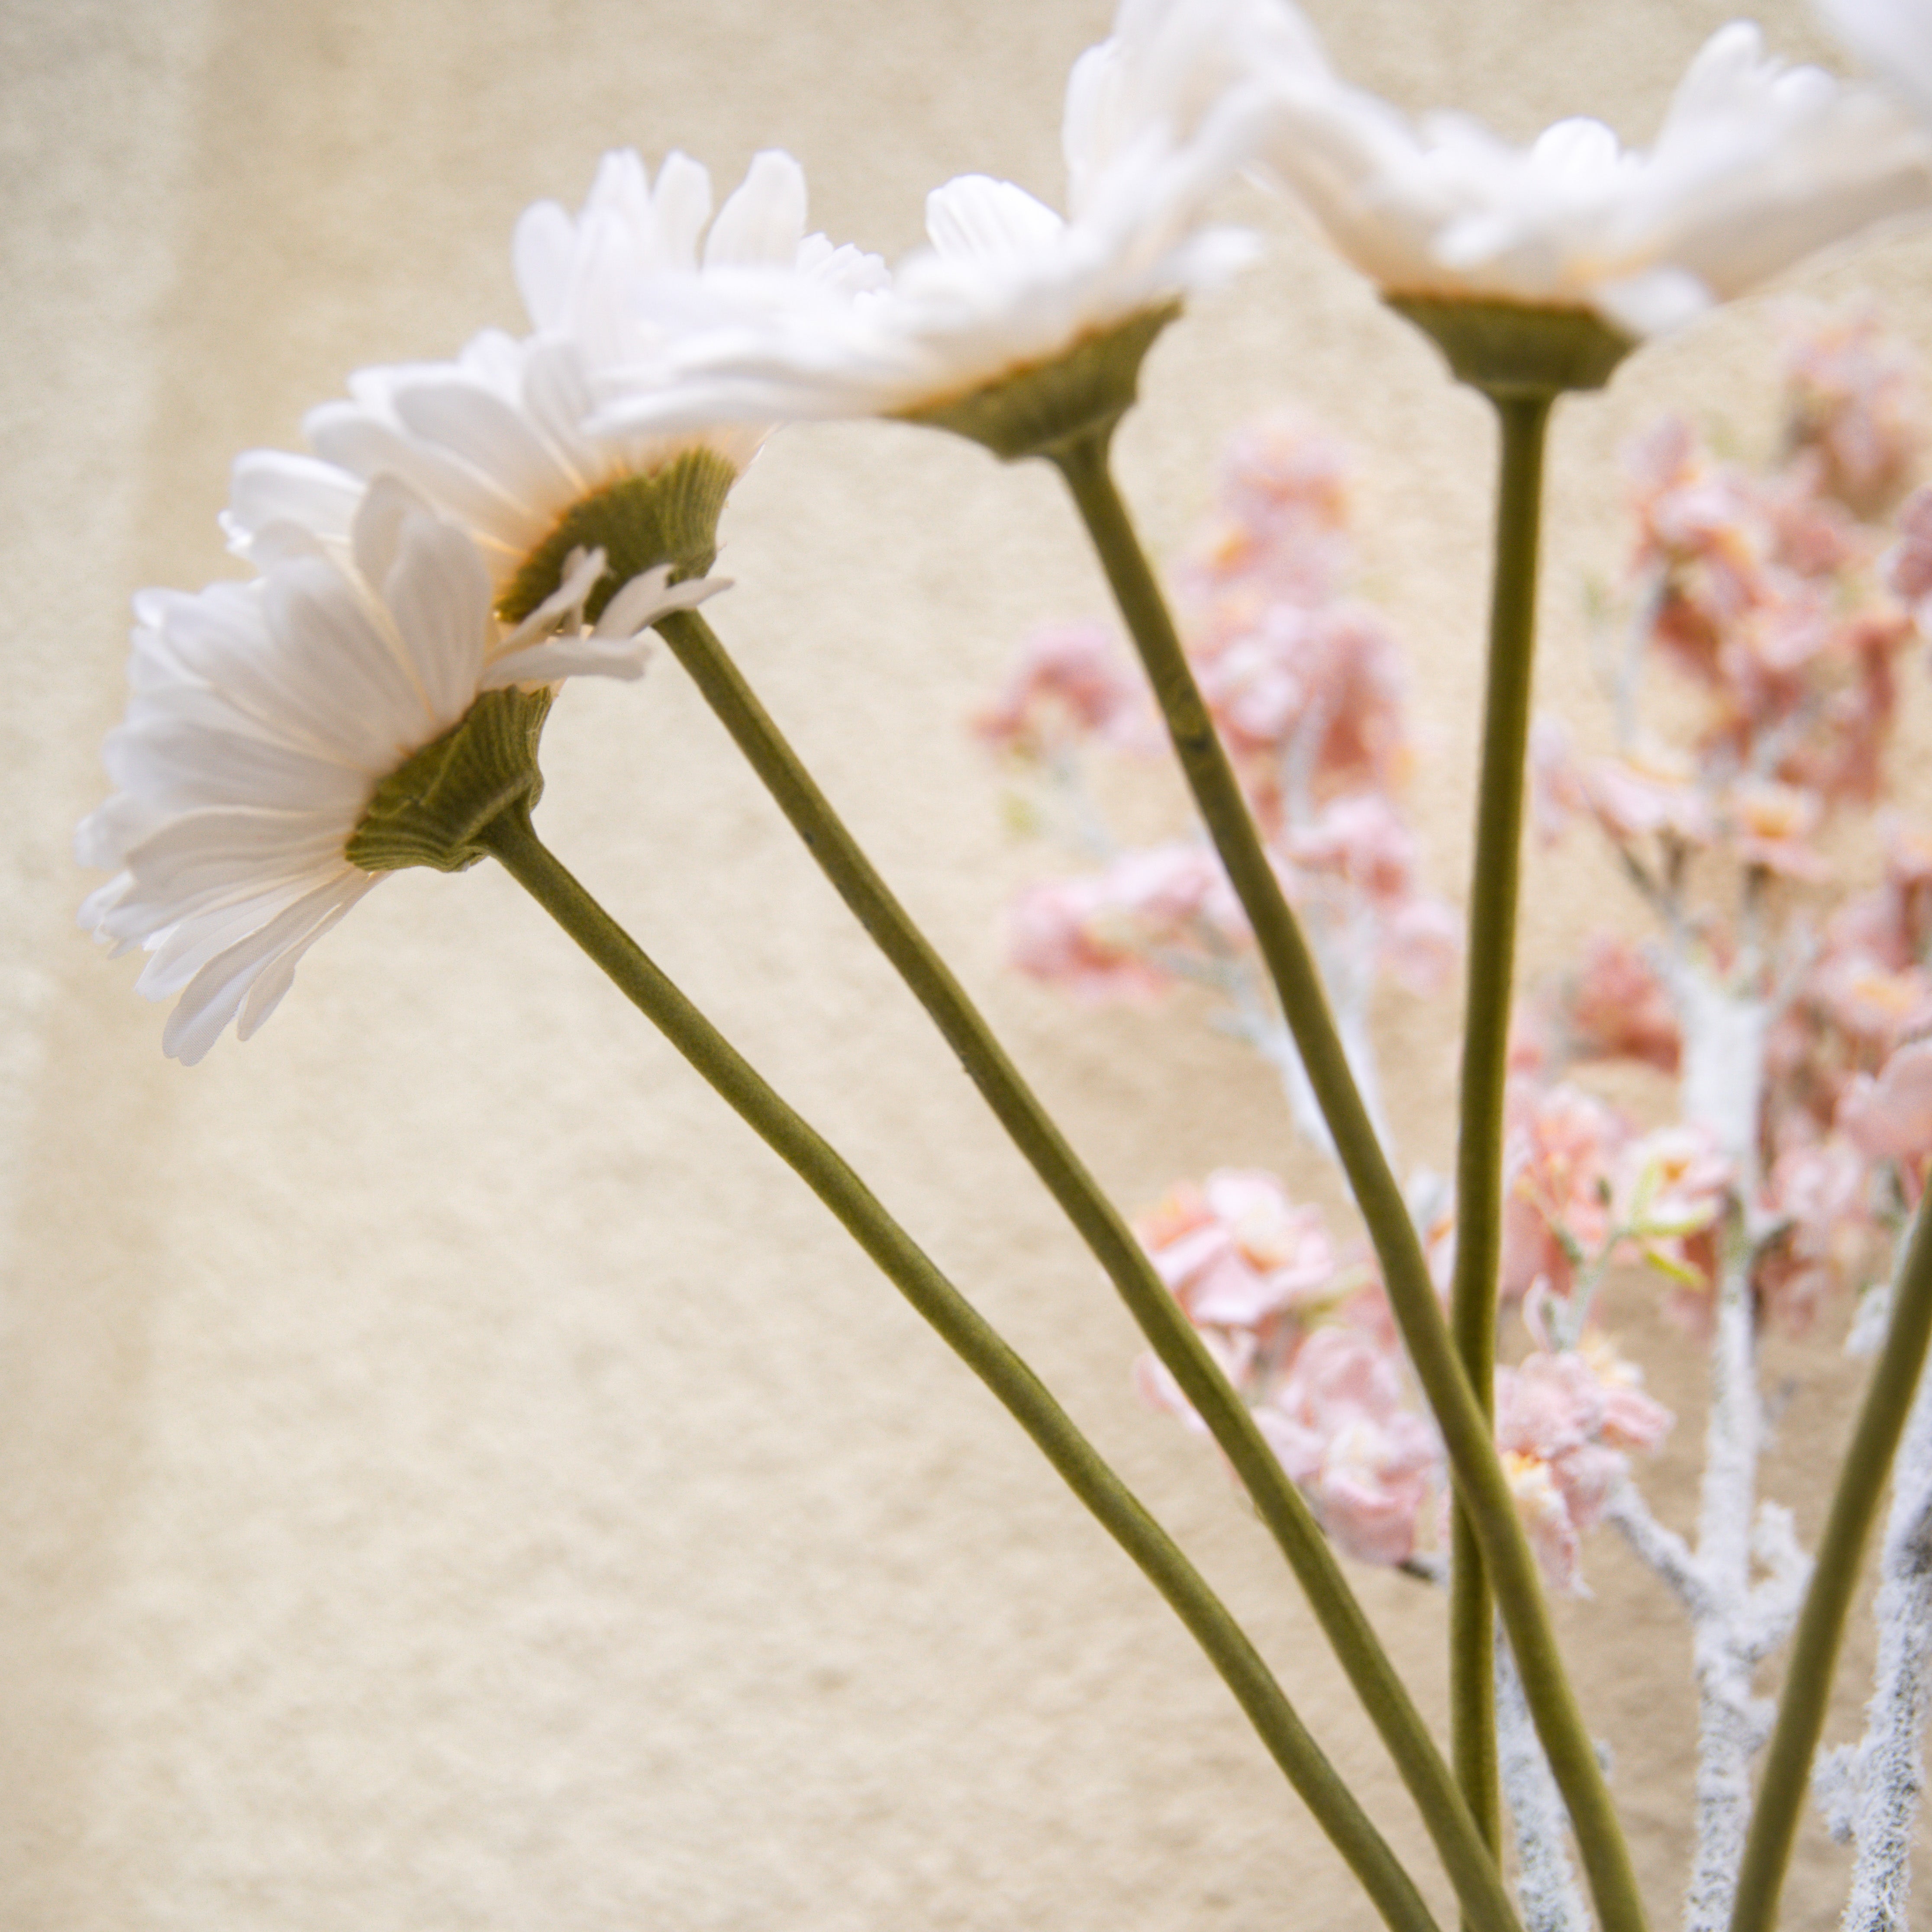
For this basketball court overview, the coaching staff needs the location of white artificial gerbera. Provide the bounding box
[224,148,884,587]
[1256,11,1932,338]
[591,0,1288,437]
[1818,0,1932,123]
[79,478,719,1064]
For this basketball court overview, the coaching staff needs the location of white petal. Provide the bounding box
[650,150,715,268]
[593,564,728,636]
[390,375,584,513]
[162,873,374,1064]
[381,506,496,728]
[925,174,1066,263]
[705,150,809,267]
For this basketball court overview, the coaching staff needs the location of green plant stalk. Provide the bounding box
[656,606,1521,1932]
[1726,1199,1932,1932]
[477,799,1440,1932]
[1050,425,1649,1932]
[1448,391,1554,1867]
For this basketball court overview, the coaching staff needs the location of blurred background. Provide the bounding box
[6,0,1932,1925]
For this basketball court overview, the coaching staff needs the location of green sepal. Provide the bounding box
[345,686,554,874]
[1385,297,1635,401]
[496,447,737,626]
[896,304,1181,463]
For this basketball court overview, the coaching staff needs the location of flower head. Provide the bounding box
[1136,1169,1343,1327]
[1256,1324,1438,1566]
[226,149,880,613]
[1258,13,1932,339]
[78,481,718,1063]
[594,0,1285,454]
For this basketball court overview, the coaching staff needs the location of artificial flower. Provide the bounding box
[1256,13,1932,337]
[592,0,1286,441]
[225,148,882,600]
[1007,841,1245,1001]
[1256,1324,1437,1566]
[1137,1168,1342,1326]
[78,480,719,1064]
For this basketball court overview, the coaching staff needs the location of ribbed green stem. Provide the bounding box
[1449,392,1553,1870]
[1051,427,1648,1932]
[656,606,1520,1932]
[478,800,1441,1932]
[1726,1200,1932,1932]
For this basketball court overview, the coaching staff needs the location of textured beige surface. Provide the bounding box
[8,1,1932,1926]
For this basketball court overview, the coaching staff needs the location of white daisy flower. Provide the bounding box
[224,148,884,602]
[1256,12,1932,339]
[591,0,1288,443]
[79,478,721,1064]
[1818,0,1932,123]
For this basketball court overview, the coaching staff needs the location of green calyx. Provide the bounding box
[1386,297,1635,401]
[496,446,737,626]
[897,304,1181,464]
[345,686,554,874]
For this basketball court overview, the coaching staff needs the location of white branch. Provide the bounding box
[1835,1363,1932,1932]
[1497,1634,1592,1932]
[1683,1263,1771,1932]
[1606,1479,1714,1619]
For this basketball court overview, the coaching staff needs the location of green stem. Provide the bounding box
[1051,426,1649,1932]
[656,607,1521,1932]
[1449,392,1553,1866]
[1726,1201,1932,1932]
[478,800,1441,1932]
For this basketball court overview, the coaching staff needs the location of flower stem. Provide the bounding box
[655,606,1521,1932]
[1050,426,1649,1932]
[1726,1200,1932,1932]
[477,799,1442,1932]
[1448,391,1552,1866]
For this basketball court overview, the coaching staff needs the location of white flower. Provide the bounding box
[1818,0,1932,123]
[592,0,1287,436]
[79,479,721,1064]
[224,148,884,585]
[1257,13,1932,337]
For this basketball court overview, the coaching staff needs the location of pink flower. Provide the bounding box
[1134,1325,1261,1425]
[1500,1081,1632,1301]
[1188,412,1352,606]
[1840,1037,1932,1169]
[1754,1136,1875,1329]
[1562,934,1682,1074]
[1190,600,1408,813]
[1136,1170,1342,1329]
[1779,302,1923,518]
[1381,897,1461,998]
[1257,1325,1438,1567]
[1495,1344,1672,1593]
[1287,792,1415,902]
[1720,775,1830,880]
[1584,749,1713,847]
[1614,1125,1733,1289]
[1807,945,1932,1051]
[974,620,1144,758]
[1885,483,1932,616]
[1007,842,1240,1002]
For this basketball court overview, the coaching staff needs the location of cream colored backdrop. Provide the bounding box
[8,1,1932,1926]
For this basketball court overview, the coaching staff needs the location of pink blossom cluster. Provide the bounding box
[974,620,1146,761]
[983,411,1455,1014]
[1495,1346,1672,1595]
[1131,1167,1671,1589]
[1533,307,1932,1337]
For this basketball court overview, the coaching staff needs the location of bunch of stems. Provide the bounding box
[475,352,1932,1932]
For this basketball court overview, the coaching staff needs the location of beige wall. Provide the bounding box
[6,1,1932,1926]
